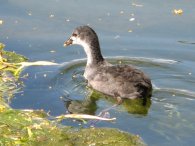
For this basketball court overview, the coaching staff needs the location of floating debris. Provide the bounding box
[56,114,116,121]
[129,18,135,21]
[49,14,55,18]
[17,61,58,66]
[0,19,4,25]
[173,9,183,15]
[128,29,133,32]
[118,60,122,64]
[98,18,102,21]
[87,112,111,127]
[132,3,143,7]
[50,50,56,53]
[28,11,32,16]
[120,11,124,14]
[15,61,58,76]
[114,35,120,39]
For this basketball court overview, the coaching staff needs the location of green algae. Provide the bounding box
[68,128,146,146]
[0,109,72,146]
[0,109,146,146]
[0,108,145,146]
[0,43,146,146]
[0,43,27,77]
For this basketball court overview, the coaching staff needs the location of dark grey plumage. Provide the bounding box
[64,26,152,99]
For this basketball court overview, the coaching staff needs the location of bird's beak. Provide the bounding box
[63,37,73,47]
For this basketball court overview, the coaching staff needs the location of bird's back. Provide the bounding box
[87,64,152,99]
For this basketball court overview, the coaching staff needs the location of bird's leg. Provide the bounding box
[97,93,123,115]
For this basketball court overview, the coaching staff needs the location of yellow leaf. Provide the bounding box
[0,20,3,25]
[0,105,6,113]
[173,9,183,15]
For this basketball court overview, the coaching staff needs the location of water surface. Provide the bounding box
[1,1,195,146]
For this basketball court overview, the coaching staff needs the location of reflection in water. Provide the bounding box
[123,98,151,115]
[90,90,151,115]
[63,89,151,116]
[64,97,98,115]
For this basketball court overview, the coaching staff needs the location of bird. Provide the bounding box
[63,26,152,101]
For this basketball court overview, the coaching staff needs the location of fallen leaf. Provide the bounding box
[173,9,183,15]
[0,20,3,25]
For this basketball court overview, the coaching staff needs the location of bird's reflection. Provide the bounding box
[65,97,98,115]
[63,89,151,116]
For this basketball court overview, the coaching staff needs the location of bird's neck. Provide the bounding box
[82,41,104,66]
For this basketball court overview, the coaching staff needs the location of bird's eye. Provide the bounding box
[72,33,77,37]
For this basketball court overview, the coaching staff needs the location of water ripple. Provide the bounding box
[153,84,195,99]
[106,56,178,64]
[59,56,178,69]
[178,40,195,45]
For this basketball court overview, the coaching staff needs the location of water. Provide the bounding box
[1,1,195,145]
